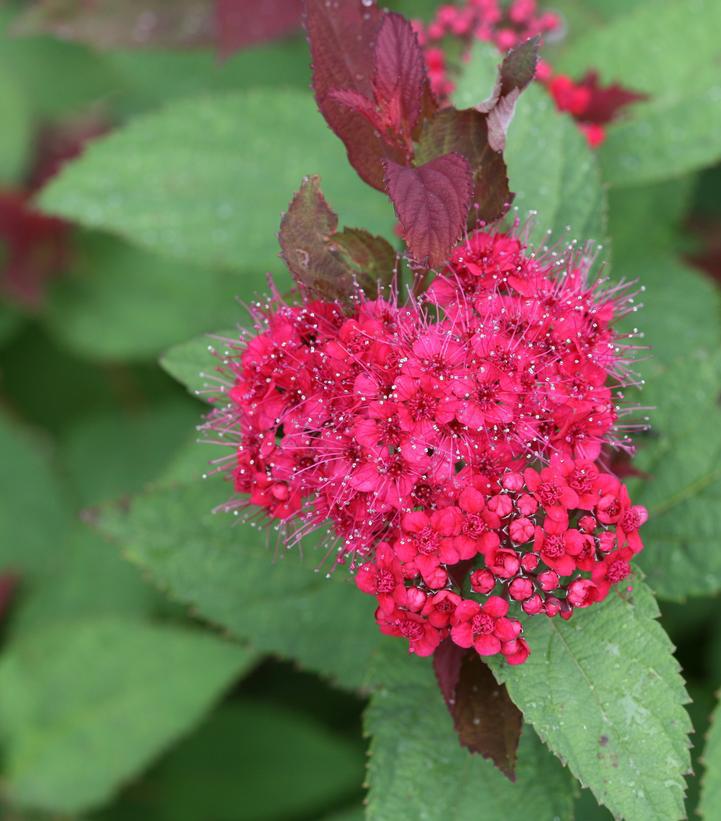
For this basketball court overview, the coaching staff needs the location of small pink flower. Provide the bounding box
[524,464,580,525]
[377,608,442,657]
[422,590,462,629]
[451,596,522,657]
[355,543,406,615]
[567,578,600,608]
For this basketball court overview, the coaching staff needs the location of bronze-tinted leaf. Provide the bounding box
[498,35,540,98]
[478,37,540,151]
[331,227,396,289]
[279,176,395,302]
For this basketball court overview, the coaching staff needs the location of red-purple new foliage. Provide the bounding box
[305,0,536,266]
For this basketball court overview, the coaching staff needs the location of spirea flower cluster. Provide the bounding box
[203,226,647,665]
[415,0,560,98]
[416,0,643,148]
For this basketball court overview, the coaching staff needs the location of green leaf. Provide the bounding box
[559,0,721,100]
[102,702,364,821]
[630,350,721,599]
[365,644,575,821]
[490,579,691,820]
[0,7,121,119]
[0,302,22,346]
[543,0,647,32]
[45,232,267,362]
[700,695,721,819]
[0,618,255,814]
[451,41,499,109]
[504,84,607,244]
[160,331,236,400]
[39,89,393,271]
[0,411,73,577]
[608,178,696,264]
[558,0,721,186]
[10,526,158,634]
[608,179,721,367]
[624,256,721,368]
[0,67,31,183]
[96,481,383,690]
[58,399,199,506]
[599,82,721,187]
[105,37,311,113]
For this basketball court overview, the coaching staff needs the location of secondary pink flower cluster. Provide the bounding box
[415,0,643,147]
[203,226,645,664]
[414,0,561,99]
[416,0,560,98]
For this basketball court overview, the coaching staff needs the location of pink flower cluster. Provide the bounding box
[203,226,646,664]
[415,0,560,98]
[416,0,643,147]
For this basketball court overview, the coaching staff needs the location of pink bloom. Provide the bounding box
[377,608,443,657]
[451,596,522,657]
[567,578,601,608]
[616,485,648,552]
[470,568,496,594]
[533,526,585,576]
[485,547,520,579]
[524,465,579,525]
[509,577,534,601]
[592,548,633,598]
[355,543,407,615]
[422,590,462,629]
[502,636,531,665]
[203,223,647,668]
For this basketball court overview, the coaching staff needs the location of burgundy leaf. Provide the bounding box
[433,637,465,709]
[453,651,523,778]
[372,12,432,138]
[10,0,216,49]
[216,0,303,57]
[329,88,381,129]
[434,641,523,780]
[279,176,394,302]
[305,0,396,190]
[305,1,436,190]
[578,71,648,126]
[416,109,511,224]
[384,153,472,267]
[0,573,19,624]
[0,192,69,308]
